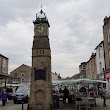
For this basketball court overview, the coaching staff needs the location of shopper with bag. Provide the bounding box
[1,89,8,106]
[102,86,107,107]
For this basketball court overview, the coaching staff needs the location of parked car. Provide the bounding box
[13,85,30,104]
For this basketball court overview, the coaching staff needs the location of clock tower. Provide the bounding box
[29,9,53,110]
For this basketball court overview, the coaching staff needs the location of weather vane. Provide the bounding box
[41,4,43,10]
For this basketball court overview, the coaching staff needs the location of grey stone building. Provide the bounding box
[10,64,31,83]
[79,62,87,78]
[0,54,10,85]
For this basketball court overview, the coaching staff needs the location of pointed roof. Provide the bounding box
[10,64,31,73]
[33,8,50,27]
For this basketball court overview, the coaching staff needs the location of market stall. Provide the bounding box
[52,79,106,109]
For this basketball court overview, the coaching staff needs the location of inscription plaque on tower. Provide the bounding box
[34,69,46,81]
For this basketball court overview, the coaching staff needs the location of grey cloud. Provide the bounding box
[0,0,110,77]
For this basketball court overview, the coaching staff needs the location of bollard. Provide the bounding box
[27,104,29,110]
[22,98,24,110]
[55,99,57,110]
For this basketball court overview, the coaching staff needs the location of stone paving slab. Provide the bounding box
[0,100,28,110]
[0,98,109,110]
[57,98,110,110]
[0,101,2,105]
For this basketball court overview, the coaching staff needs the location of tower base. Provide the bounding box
[27,104,53,110]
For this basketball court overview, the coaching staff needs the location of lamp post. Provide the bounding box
[5,78,6,89]
[22,98,24,110]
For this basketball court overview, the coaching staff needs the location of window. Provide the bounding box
[109,50,110,59]
[99,62,102,73]
[37,50,38,54]
[43,50,44,54]
[108,28,110,43]
[14,73,17,78]
[21,73,25,77]
[83,65,85,69]
[99,48,100,58]
[22,79,24,83]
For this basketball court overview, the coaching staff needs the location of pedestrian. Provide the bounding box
[99,87,103,98]
[93,89,97,98]
[63,86,69,104]
[59,88,63,94]
[79,86,86,92]
[102,86,107,107]
[1,89,8,106]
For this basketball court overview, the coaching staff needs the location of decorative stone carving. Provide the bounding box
[36,90,45,100]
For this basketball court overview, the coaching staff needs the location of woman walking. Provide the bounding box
[1,89,8,106]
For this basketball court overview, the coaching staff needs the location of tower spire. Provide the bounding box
[40,4,43,14]
[41,4,42,10]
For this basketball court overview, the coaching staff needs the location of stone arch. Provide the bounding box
[36,90,45,99]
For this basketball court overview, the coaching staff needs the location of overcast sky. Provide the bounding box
[0,0,110,78]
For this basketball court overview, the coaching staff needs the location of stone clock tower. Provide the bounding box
[29,9,53,110]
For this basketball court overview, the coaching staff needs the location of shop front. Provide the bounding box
[105,72,110,94]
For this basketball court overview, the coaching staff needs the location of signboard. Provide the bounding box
[106,72,110,78]
[34,69,46,81]
[2,58,8,74]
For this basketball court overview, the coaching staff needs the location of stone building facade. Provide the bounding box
[79,62,86,78]
[95,41,105,80]
[86,53,97,79]
[103,17,110,75]
[0,54,9,85]
[10,64,31,83]
[73,73,81,79]
[103,16,110,94]
[0,54,8,75]
[52,72,61,81]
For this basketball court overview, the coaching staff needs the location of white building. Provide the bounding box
[95,41,105,80]
[52,72,60,81]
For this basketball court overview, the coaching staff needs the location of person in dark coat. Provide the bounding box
[63,86,69,103]
[59,88,63,93]
[102,86,107,107]
[1,89,8,106]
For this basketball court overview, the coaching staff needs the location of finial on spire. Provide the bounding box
[41,4,43,10]
[40,4,43,14]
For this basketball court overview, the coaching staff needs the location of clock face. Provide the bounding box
[36,24,46,34]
